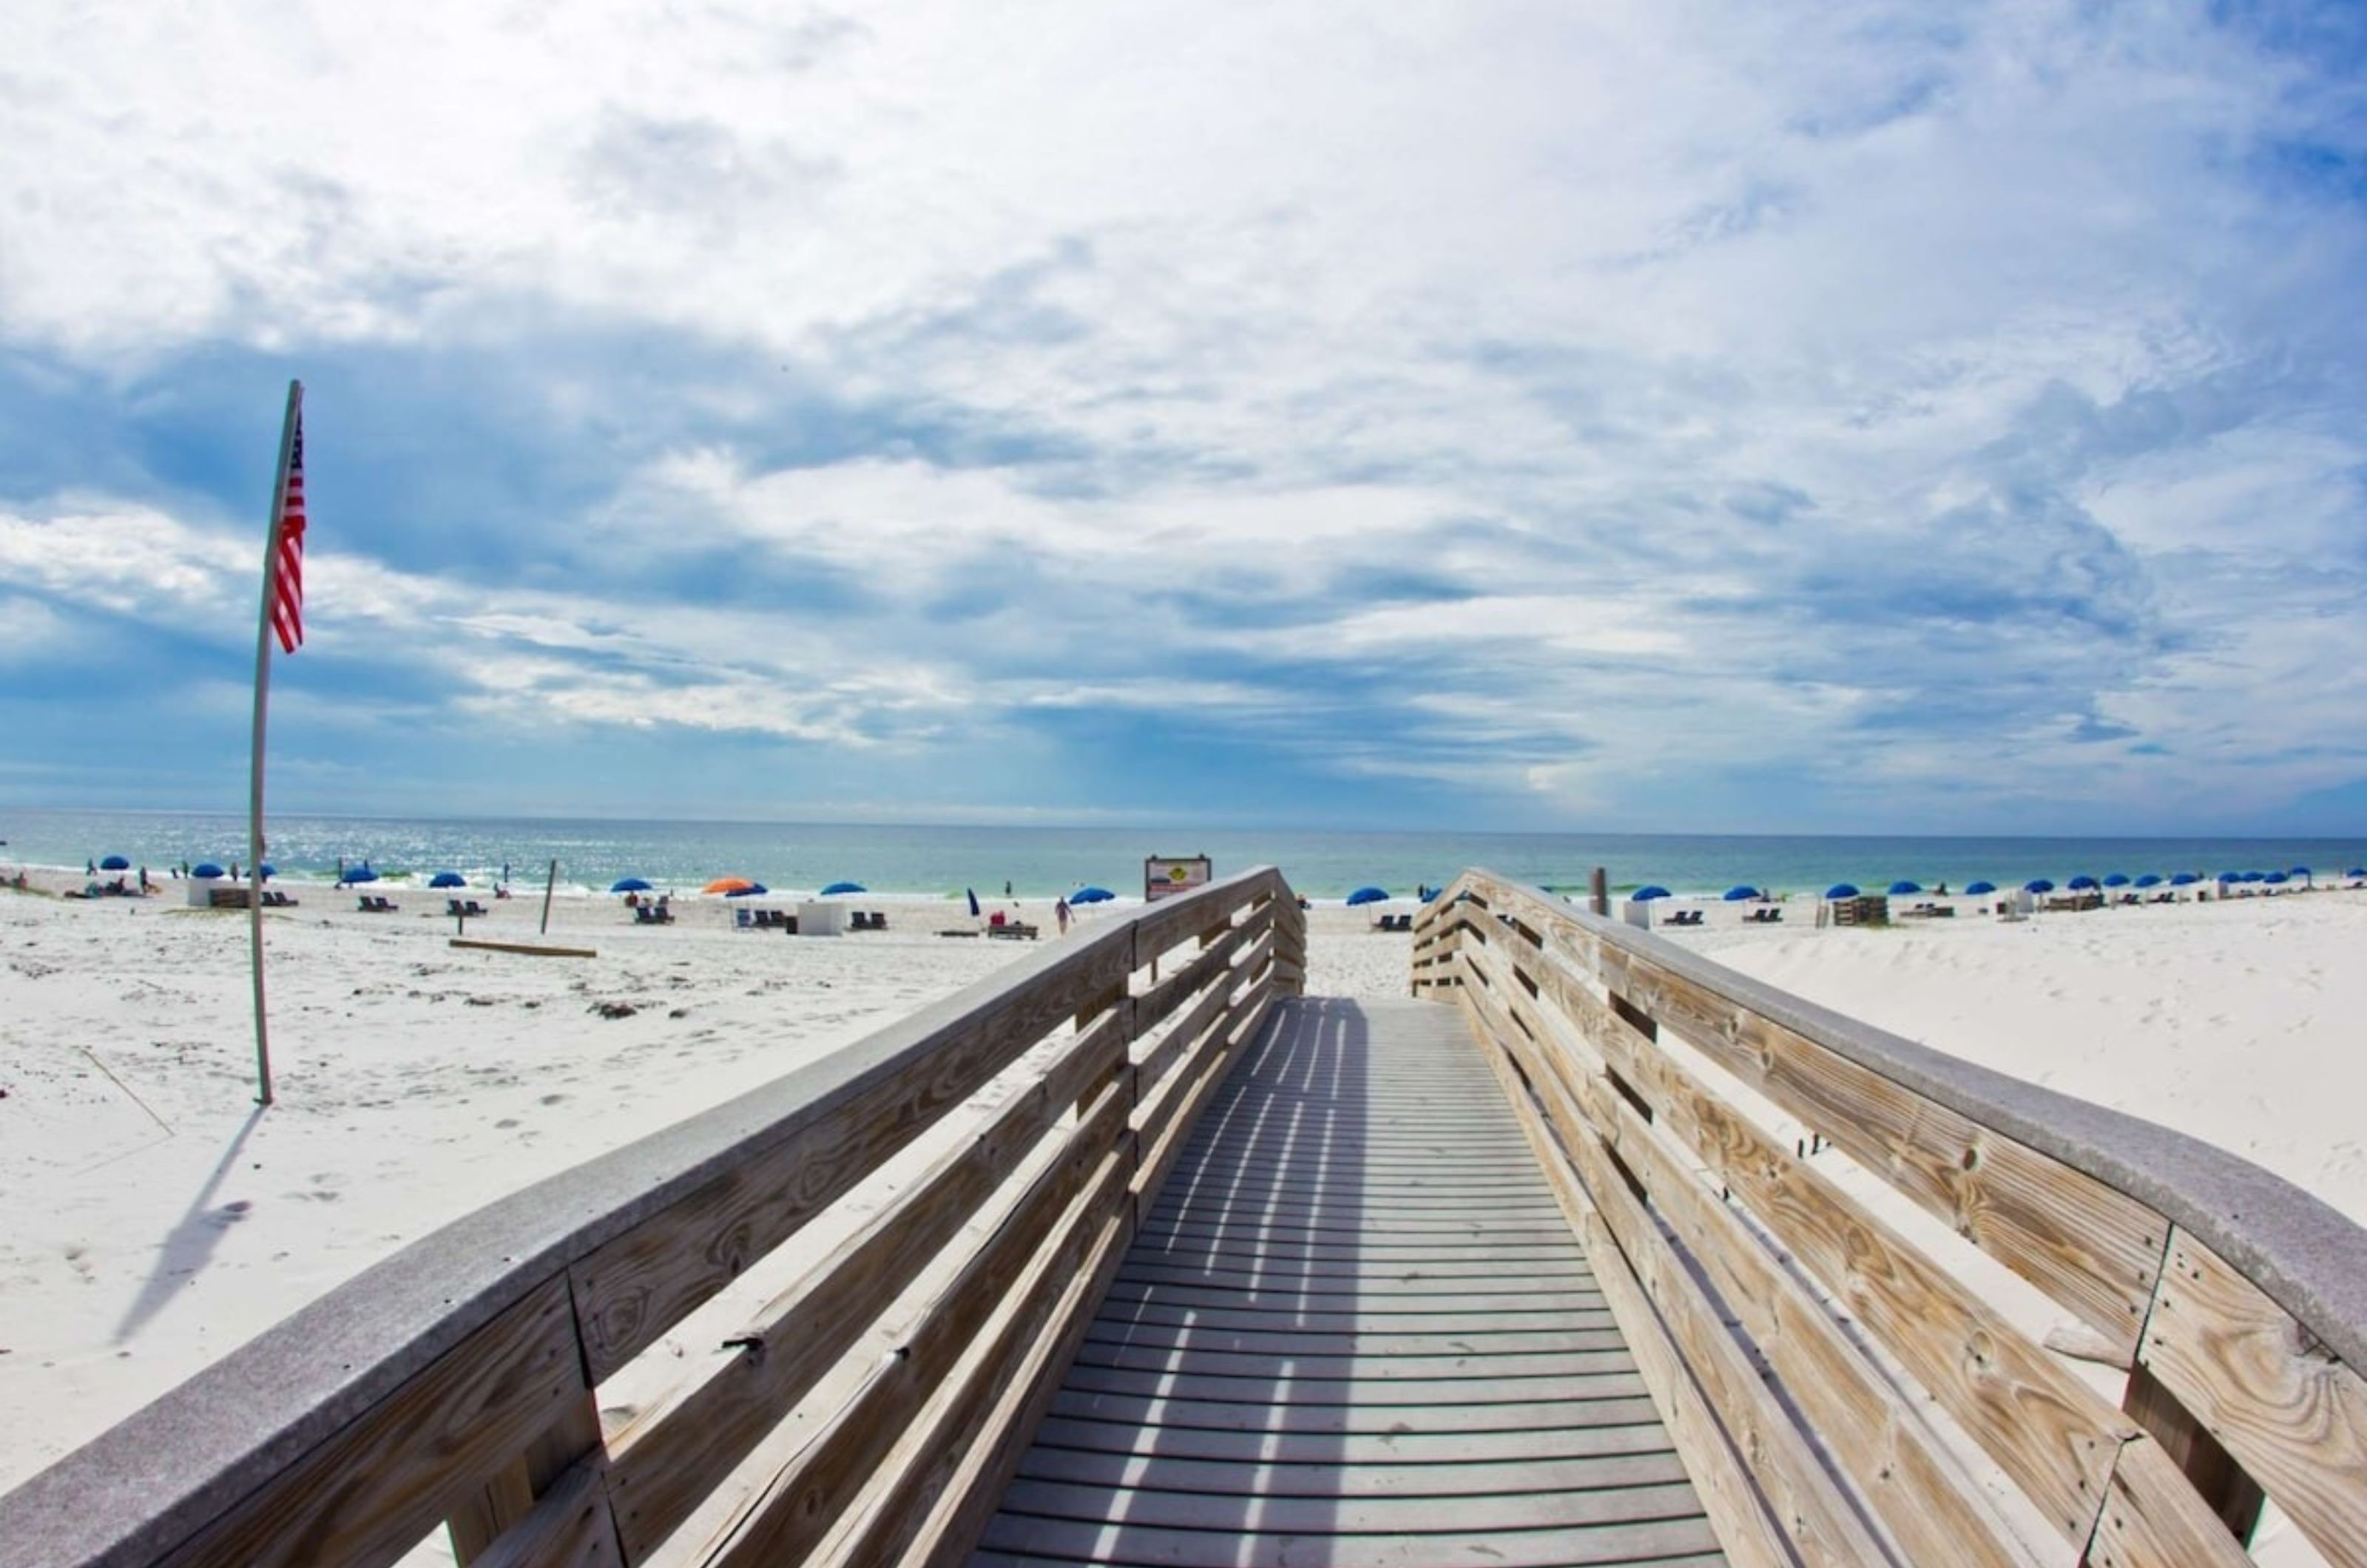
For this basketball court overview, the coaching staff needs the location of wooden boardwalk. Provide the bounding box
[975,996,1726,1567]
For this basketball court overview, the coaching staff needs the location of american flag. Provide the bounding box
[271,409,307,654]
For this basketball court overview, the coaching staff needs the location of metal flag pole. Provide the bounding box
[246,379,303,1107]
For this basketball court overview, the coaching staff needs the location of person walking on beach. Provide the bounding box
[1055,896,1071,935]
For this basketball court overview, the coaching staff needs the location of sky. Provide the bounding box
[2,1,2363,835]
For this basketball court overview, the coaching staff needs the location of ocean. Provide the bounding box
[4,808,2362,904]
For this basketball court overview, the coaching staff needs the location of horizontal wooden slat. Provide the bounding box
[1459,978,1880,1568]
[1459,933,2040,1567]
[598,1010,1130,1558]
[683,1082,1135,1566]
[156,1278,585,1568]
[1483,876,2164,1357]
[568,937,1136,1382]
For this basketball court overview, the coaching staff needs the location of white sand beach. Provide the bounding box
[3,874,2363,1549]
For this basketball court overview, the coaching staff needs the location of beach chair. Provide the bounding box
[464,900,489,917]
[868,910,888,930]
[735,908,754,930]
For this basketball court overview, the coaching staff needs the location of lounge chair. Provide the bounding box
[735,908,754,930]
[987,922,1039,940]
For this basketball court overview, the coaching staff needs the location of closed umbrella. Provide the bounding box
[1964,881,1996,896]
[1345,886,1389,906]
[1887,880,1921,896]
[1824,883,1860,899]
[967,888,981,917]
[820,881,865,896]
[429,871,466,889]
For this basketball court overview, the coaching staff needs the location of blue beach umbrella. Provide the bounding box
[2263,871,2289,885]
[345,865,379,884]
[2133,874,2162,888]
[2171,872,2201,886]
[429,871,466,888]
[192,862,226,879]
[819,881,865,896]
[2067,876,2099,891]
[2349,868,2367,879]
[726,882,768,897]
[1631,886,1671,902]
[1964,881,1996,896]
[1069,887,1115,904]
[1345,886,1389,906]
[1824,883,1860,900]
[98,854,130,871]
[610,877,652,893]
[2103,873,2130,888]
[257,864,274,880]
[1723,885,1760,902]
[1887,880,1921,896]
[2024,878,2055,893]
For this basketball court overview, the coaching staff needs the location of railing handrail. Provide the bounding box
[1418,866,2367,1566]
[1443,867,2367,1376]
[0,866,1297,1568]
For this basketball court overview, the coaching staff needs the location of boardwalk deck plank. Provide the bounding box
[975,997,1726,1566]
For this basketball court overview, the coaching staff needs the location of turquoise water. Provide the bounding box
[5,808,2362,902]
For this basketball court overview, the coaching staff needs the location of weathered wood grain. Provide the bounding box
[1458,934,2038,1568]
[2138,1227,2367,1568]
[1461,993,1800,1568]
[1534,939,2135,1545]
[683,1084,1134,1567]
[2079,1435,2253,1568]
[2121,1360,2263,1541]
[154,1278,586,1568]
[840,1191,1136,1568]
[1459,976,1889,1567]
[568,936,1134,1382]
[460,1461,618,1568]
[1478,874,2166,1359]
[598,1014,1129,1558]
[448,1388,605,1563]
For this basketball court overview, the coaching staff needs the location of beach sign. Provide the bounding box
[1144,854,1212,902]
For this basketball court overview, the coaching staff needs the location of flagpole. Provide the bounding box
[248,379,303,1107]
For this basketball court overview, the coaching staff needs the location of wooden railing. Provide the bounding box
[0,868,1303,1568]
[1416,868,2367,1568]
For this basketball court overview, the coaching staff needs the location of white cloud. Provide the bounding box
[2,1,2363,826]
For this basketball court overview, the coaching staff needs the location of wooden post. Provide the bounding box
[539,858,558,935]
[1589,866,1608,916]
